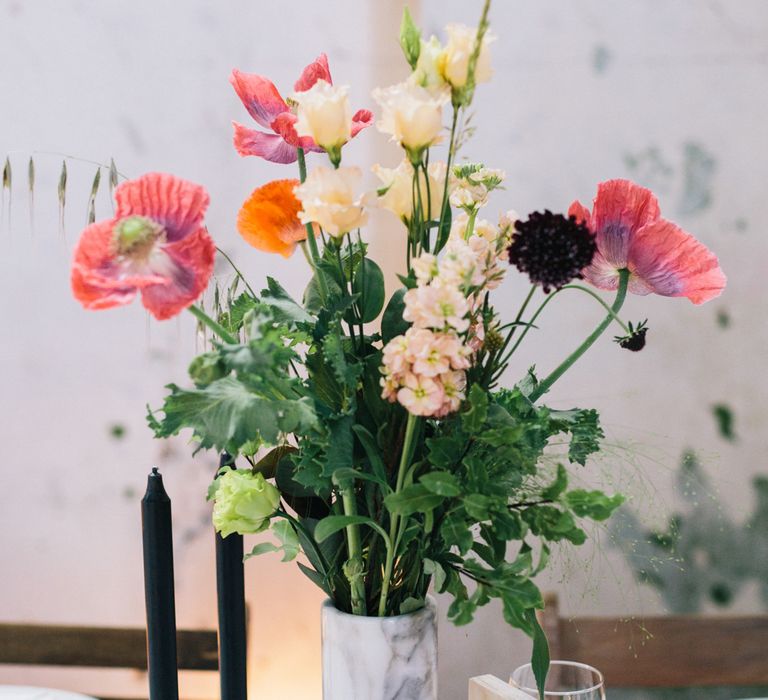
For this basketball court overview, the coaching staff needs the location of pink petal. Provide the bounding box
[350,109,374,138]
[581,251,623,292]
[230,69,288,128]
[270,113,323,152]
[589,179,661,268]
[114,173,210,242]
[140,227,216,320]
[294,53,333,92]
[628,219,726,304]
[232,122,299,164]
[71,219,138,311]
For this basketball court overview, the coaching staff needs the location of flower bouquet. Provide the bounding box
[68,2,725,697]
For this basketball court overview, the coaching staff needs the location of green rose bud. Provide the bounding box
[211,468,281,538]
[189,352,227,387]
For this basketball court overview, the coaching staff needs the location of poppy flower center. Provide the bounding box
[114,216,165,259]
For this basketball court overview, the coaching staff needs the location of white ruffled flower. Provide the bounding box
[372,159,446,222]
[372,82,449,155]
[295,166,369,237]
[411,36,448,92]
[293,80,352,153]
[442,23,493,90]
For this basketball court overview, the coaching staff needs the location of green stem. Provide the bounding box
[341,486,366,615]
[434,107,460,253]
[297,147,329,301]
[215,246,258,298]
[528,269,630,402]
[188,304,237,344]
[378,413,418,616]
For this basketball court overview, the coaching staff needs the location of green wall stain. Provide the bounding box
[712,403,736,442]
[678,141,716,215]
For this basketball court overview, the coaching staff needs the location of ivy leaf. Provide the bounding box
[565,489,625,521]
[148,376,318,454]
[384,484,445,516]
[420,471,461,497]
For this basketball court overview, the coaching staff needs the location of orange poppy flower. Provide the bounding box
[237,179,312,258]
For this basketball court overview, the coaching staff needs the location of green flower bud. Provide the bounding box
[211,468,281,538]
[188,352,227,387]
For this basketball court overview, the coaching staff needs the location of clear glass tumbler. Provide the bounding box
[510,660,606,699]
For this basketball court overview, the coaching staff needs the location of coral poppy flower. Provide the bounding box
[71,173,215,320]
[237,179,312,258]
[230,54,373,164]
[569,179,726,304]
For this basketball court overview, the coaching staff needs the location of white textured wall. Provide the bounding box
[1,1,766,698]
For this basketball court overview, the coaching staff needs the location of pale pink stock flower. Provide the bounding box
[404,284,470,332]
[437,370,466,415]
[397,373,445,417]
[411,253,439,286]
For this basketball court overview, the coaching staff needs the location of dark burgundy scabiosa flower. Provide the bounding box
[614,320,649,351]
[508,210,597,293]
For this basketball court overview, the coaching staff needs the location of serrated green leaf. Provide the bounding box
[261,276,313,325]
[420,471,460,497]
[565,489,624,521]
[148,375,318,454]
[462,384,488,433]
[540,463,568,500]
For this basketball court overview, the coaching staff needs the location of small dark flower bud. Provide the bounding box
[614,320,648,352]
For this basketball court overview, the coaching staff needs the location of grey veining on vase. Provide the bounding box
[322,597,438,700]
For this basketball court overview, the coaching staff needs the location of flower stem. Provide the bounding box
[434,106,460,253]
[528,268,630,402]
[341,486,367,616]
[297,147,329,301]
[188,304,237,344]
[378,413,418,617]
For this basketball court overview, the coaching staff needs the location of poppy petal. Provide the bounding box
[350,109,374,138]
[567,200,592,226]
[237,179,308,258]
[294,53,333,92]
[590,179,661,268]
[232,122,299,163]
[230,69,288,128]
[139,227,217,320]
[270,113,323,152]
[628,219,726,304]
[114,173,210,242]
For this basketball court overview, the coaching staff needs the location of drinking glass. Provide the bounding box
[510,660,606,699]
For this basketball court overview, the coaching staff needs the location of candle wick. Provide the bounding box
[151,466,159,475]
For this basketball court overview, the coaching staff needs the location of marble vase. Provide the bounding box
[321,596,438,700]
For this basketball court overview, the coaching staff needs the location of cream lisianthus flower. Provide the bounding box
[372,159,446,222]
[293,80,352,154]
[372,82,449,157]
[411,36,448,92]
[442,23,493,90]
[295,166,369,237]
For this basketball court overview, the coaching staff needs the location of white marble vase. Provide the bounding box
[321,596,438,700]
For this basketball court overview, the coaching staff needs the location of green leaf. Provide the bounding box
[540,463,568,500]
[244,542,279,559]
[332,467,387,490]
[297,561,331,595]
[462,385,488,434]
[350,258,385,323]
[384,484,445,516]
[435,203,452,251]
[399,6,421,69]
[549,407,604,466]
[148,376,318,454]
[527,608,550,700]
[261,276,313,325]
[272,519,301,561]
[423,558,447,592]
[464,493,492,520]
[322,331,362,391]
[426,434,464,468]
[381,288,410,345]
[400,596,425,614]
[420,471,460,497]
[351,424,388,485]
[565,489,625,521]
[303,268,342,315]
[314,515,372,543]
[440,512,474,555]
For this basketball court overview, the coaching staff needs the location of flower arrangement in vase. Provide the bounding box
[68,2,725,698]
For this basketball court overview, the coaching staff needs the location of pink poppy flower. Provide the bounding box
[569,179,726,304]
[230,54,373,164]
[71,173,215,320]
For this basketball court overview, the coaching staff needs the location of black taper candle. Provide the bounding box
[215,453,248,700]
[142,467,179,700]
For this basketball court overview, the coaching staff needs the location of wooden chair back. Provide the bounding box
[539,592,768,688]
[0,622,218,699]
